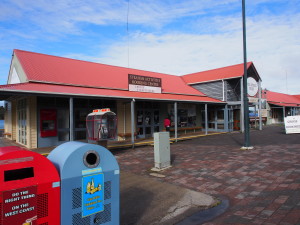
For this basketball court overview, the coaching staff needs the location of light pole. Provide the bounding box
[241,0,253,150]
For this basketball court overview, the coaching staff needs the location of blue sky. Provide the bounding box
[0,0,299,94]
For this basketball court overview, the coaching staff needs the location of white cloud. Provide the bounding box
[95,13,300,94]
[0,0,241,35]
[0,0,299,95]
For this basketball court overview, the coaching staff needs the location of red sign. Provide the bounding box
[2,186,37,225]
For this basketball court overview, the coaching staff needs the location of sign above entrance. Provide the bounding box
[247,77,258,97]
[128,74,162,93]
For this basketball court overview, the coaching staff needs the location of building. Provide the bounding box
[182,62,263,130]
[0,49,262,148]
[264,90,300,124]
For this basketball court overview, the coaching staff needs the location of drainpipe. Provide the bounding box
[222,80,225,101]
[131,99,135,148]
[174,102,178,142]
[205,104,208,135]
[69,97,74,141]
[224,104,228,132]
[124,103,126,136]
[258,80,262,130]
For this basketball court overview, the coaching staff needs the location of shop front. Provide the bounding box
[0,49,232,148]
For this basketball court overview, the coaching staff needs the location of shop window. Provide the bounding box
[217,110,224,121]
[144,111,151,125]
[57,109,69,129]
[168,104,197,127]
[75,130,86,140]
[178,109,188,127]
[75,109,88,128]
[154,110,160,125]
[58,131,69,141]
[137,110,143,126]
[137,127,143,135]
[74,98,89,108]
[56,98,69,107]
[38,97,56,106]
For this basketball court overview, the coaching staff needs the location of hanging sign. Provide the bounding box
[2,186,37,225]
[128,74,162,93]
[82,173,104,217]
[284,115,300,134]
[247,77,258,97]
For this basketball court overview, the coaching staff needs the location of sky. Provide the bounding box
[0,0,299,94]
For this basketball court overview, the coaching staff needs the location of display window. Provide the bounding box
[168,104,197,127]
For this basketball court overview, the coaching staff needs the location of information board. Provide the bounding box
[2,186,37,225]
[128,74,162,93]
[82,173,104,217]
[284,115,300,134]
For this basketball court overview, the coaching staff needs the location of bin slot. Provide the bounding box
[4,167,34,181]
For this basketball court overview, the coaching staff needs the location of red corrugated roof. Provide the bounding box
[293,95,300,100]
[182,62,253,84]
[14,49,205,96]
[0,83,222,103]
[266,90,300,107]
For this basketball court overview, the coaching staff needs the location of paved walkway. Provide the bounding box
[114,125,300,224]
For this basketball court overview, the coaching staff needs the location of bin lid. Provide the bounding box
[0,146,60,191]
[47,141,119,179]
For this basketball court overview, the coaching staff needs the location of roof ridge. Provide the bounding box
[183,62,253,77]
[14,49,178,77]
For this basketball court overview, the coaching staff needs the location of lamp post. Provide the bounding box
[241,0,253,150]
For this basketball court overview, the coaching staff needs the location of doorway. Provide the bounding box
[17,98,27,145]
[136,103,160,138]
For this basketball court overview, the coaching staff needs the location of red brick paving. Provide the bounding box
[114,126,300,224]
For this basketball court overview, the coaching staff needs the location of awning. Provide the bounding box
[0,82,223,103]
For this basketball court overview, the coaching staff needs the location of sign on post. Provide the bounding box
[284,115,300,134]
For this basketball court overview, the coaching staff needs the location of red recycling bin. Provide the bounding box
[0,146,60,225]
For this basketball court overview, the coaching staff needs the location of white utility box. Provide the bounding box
[154,132,171,169]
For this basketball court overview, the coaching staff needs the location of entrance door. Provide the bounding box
[228,108,234,131]
[57,109,70,144]
[136,108,160,139]
[17,99,27,145]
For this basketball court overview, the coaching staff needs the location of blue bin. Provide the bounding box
[47,141,119,225]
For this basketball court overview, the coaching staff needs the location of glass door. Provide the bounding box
[144,110,152,138]
[136,109,144,138]
[228,108,234,131]
[136,106,160,139]
[57,109,70,143]
[17,99,27,145]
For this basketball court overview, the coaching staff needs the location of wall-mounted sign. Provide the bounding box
[128,74,162,93]
[284,115,300,134]
[247,77,258,97]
